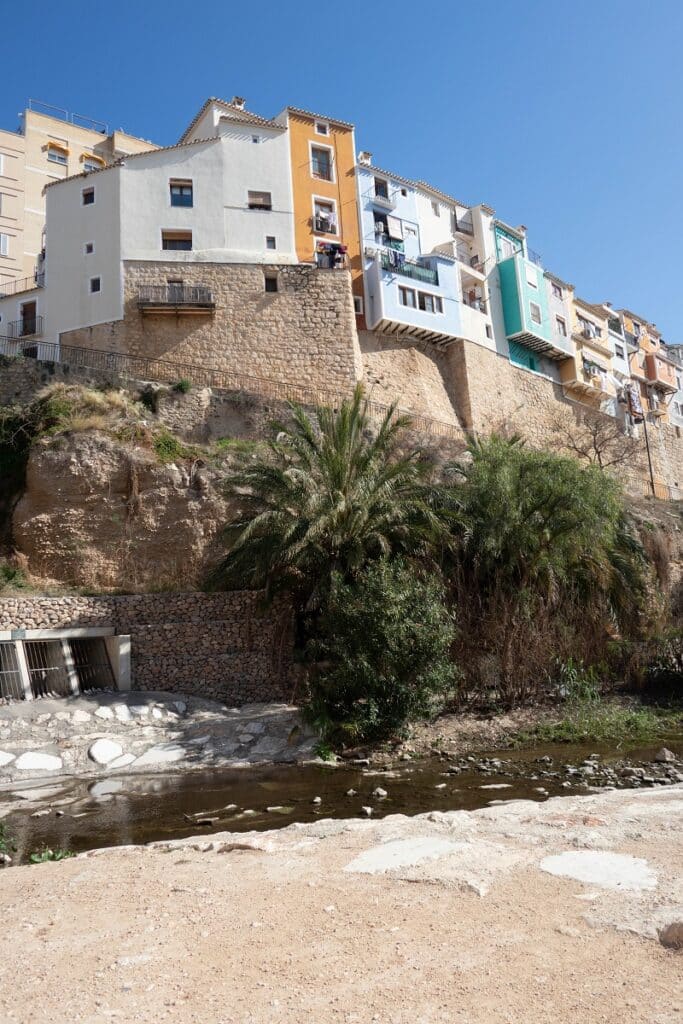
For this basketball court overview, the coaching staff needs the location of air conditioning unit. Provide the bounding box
[374,221,385,234]
[582,327,594,340]
[364,246,378,258]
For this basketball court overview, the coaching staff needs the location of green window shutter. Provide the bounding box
[509,340,538,372]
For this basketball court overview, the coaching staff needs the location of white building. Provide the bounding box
[1,99,299,348]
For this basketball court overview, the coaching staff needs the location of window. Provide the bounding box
[248,190,272,210]
[264,273,278,293]
[311,146,333,181]
[450,210,458,234]
[431,201,440,217]
[400,188,408,197]
[82,187,95,206]
[83,159,101,173]
[418,292,443,314]
[486,324,493,339]
[0,233,8,257]
[556,315,567,337]
[398,286,416,308]
[0,194,3,216]
[525,265,538,288]
[0,155,4,176]
[498,236,516,259]
[615,344,625,359]
[89,276,101,294]
[84,242,94,255]
[353,295,364,315]
[314,199,337,234]
[161,229,192,251]
[529,302,542,325]
[315,121,329,136]
[266,236,277,250]
[47,144,68,165]
[374,177,389,199]
[632,321,641,337]
[170,180,193,207]
[551,281,563,299]
[251,135,260,144]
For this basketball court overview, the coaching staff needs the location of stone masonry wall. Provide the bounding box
[60,262,363,395]
[0,593,293,705]
[450,339,683,498]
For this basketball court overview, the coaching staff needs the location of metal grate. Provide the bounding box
[24,640,72,699]
[70,638,115,692]
[0,642,25,701]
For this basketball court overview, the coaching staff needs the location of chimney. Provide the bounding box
[358,151,372,166]
[231,96,246,110]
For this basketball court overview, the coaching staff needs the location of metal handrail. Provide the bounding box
[380,253,439,286]
[453,219,474,236]
[6,316,43,339]
[137,284,214,305]
[0,339,463,441]
[0,273,45,298]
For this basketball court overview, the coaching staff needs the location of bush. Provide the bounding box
[153,429,192,464]
[173,378,192,394]
[304,560,458,745]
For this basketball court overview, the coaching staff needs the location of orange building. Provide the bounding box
[619,309,677,423]
[276,106,364,323]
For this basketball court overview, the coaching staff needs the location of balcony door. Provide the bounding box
[20,300,37,336]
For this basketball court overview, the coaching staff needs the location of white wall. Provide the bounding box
[44,167,123,345]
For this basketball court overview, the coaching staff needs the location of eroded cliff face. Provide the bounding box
[12,432,229,591]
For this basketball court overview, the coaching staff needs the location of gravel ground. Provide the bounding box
[1,785,681,1024]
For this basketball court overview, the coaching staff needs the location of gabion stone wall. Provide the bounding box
[0,592,293,705]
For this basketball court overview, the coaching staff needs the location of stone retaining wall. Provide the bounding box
[0,592,293,705]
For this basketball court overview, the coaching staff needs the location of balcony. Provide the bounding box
[462,294,488,315]
[453,217,474,236]
[6,315,43,339]
[137,285,215,315]
[645,352,677,392]
[561,356,615,401]
[380,252,438,286]
[0,272,45,298]
[648,394,668,417]
[371,188,396,211]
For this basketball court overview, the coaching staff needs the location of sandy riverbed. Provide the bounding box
[1,785,681,1023]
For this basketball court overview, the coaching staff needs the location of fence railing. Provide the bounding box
[380,253,439,286]
[137,284,214,306]
[5,316,43,339]
[0,272,45,298]
[0,338,464,441]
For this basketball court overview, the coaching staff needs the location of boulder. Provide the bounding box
[14,751,62,772]
[88,739,124,766]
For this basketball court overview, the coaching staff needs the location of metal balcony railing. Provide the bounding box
[453,218,474,236]
[0,272,45,298]
[463,296,488,314]
[6,315,43,338]
[380,253,439,286]
[137,285,215,308]
[314,217,338,234]
[526,248,543,267]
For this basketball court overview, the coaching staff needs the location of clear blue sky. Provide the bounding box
[4,0,682,339]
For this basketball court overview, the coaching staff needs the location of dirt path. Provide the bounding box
[1,786,681,1024]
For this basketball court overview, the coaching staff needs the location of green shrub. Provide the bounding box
[554,658,602,704]
[173,378,192,394]
[29,846,74,864]
[0,561,28,593]
[153,430,192,464]
[304,560,457,745]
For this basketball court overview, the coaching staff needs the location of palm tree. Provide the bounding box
[208,385,450,611]
[445,435,648,702]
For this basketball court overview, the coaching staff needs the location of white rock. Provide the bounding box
[134,743,186,766]
[89,779,124,798]
[113,705,132,723]
[360,806,373,817]
[72,710,91,724]
[539,851,658,891]
[345,838,459,875]
[108,753,136,770]
[88,739,124,766]
[130,705,150,716]
[151,708,164,720]
[312,796,322,805]
[0,751,15,768]
[94,707,114,720]
[173,701,187,714]
[654,747,676,764]
[15,751,62,772]
[372,787,388,799]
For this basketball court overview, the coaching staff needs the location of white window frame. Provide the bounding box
[529,301,542,325]
[47,144,68,166]
[418,291,443,315]
[551,281,563,299]
[398,285,416,308]
[556,315,567,336]
[0,233,9,257]
[309,141,335,183]
[525,265,538,288]
[353,295,364,315]
[82,186,95,207]
[89,276,102,294]
[315,120,329,136]
[247,190,273,210]
[312,195,338,236]
[374,176,390,200]
[265,235,277,250]
[615,344,625,359]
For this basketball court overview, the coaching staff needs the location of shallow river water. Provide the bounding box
[3,735,681,865]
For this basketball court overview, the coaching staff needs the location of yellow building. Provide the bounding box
[560,295,616,407]
[618,309,677,424]
[0,101,156,292]
[276,106,364,322]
